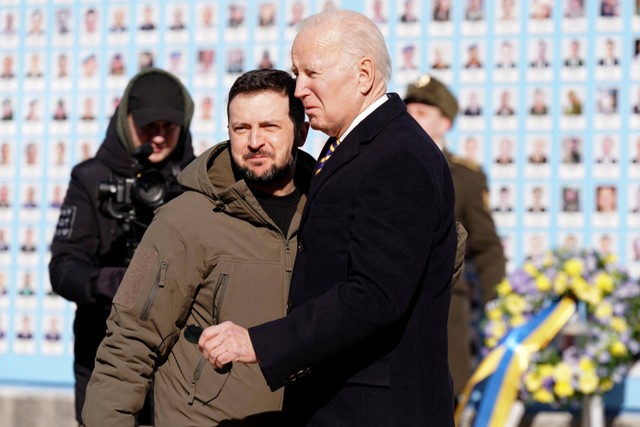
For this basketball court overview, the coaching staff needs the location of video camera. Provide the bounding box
[97,143,171,261]
[98,143,168,222]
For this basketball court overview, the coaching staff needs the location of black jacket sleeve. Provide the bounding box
[49,164,102,305]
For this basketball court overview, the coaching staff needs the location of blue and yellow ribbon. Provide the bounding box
[454,297,577,427]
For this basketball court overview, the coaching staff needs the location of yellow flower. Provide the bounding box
[600,378,614,392]
[610,317,628,333]
[535,275,552,292]
[571,277,588,294]
[554,272,569,294]
[533,389,555,404]
[572,278,602,305]
[485,337,498,348]
[578,357,596,373]
[509,314,526,327]
[487,307,503,321]
[578,372,599,394]
[594,301,613,320]
[554,381,575,398]
[524,372,542,392]
[553,362,573,383]
[505,294,526,315]
[496,278,512,297]
[610,341,628,357]
[604,253,617,265]
[492,320,507,340]
[542,253,554,267]
[539,364,554,377]
[582,286,603,306]
[523,262,538,276]
[594,272,614,294]
[564,258,583,277]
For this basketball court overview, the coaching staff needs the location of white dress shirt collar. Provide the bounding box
[337,94,388,142]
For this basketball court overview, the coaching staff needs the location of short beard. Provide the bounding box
[234,149,296,186]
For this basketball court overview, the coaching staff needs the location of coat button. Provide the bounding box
[286,300,293,314]
[287,367,311,383]
[297,239,304,252]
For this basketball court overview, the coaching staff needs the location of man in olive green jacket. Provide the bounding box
[82,69,314,426]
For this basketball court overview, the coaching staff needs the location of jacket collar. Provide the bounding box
[179,141,315,230]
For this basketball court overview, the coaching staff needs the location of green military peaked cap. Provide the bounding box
[404,74,459,122]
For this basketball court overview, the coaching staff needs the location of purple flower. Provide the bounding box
[598,351,611,364]
[510,270,533,293]
[613,302,626,316]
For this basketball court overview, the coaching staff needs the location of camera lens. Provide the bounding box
[133,171,167,208]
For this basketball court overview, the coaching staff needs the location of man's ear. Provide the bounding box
[358,58,375,95]
[297,122,310,147]
[440,116,453,135]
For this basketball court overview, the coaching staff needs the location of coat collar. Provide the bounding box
[341,93,405,151]
[306,93,407,201]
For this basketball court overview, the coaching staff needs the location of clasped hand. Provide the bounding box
[198,321,257,369]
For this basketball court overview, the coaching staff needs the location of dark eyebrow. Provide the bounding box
[259,119,282,127]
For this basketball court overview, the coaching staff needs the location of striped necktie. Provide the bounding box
[315,137,341,175]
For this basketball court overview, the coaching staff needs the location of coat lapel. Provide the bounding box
[303,94,407,217]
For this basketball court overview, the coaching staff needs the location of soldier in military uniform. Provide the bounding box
[404,75,506,400]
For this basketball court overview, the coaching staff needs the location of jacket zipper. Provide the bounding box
[188,359,207,405]
[140,261,168,321]
[284,239,294,314]
[238,192,296,282]
[212,273,229,325]
[284,239,292,273]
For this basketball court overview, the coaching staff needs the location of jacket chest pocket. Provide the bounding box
[186,268,232,405]
[191,261,232,328]
[205,259,288,328]
[212,272,229,325]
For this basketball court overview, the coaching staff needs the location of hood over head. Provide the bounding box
[96,68,195,177]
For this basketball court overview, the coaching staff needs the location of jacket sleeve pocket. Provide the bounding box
[140,261,168,321]
[113,247,158,310]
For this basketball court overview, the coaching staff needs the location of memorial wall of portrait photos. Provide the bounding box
[0,0,639,385]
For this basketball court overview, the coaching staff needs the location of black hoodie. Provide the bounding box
[48,68,194,420]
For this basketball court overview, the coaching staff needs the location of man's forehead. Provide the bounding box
[229,91,289,116]
[293,27,337,52]
[291,44,335,71]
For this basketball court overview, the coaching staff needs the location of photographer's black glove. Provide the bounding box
[95,267,127,301]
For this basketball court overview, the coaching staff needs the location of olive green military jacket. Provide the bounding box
[444,149,506,303]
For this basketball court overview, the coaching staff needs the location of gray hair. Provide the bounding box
[297,9,392,82]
